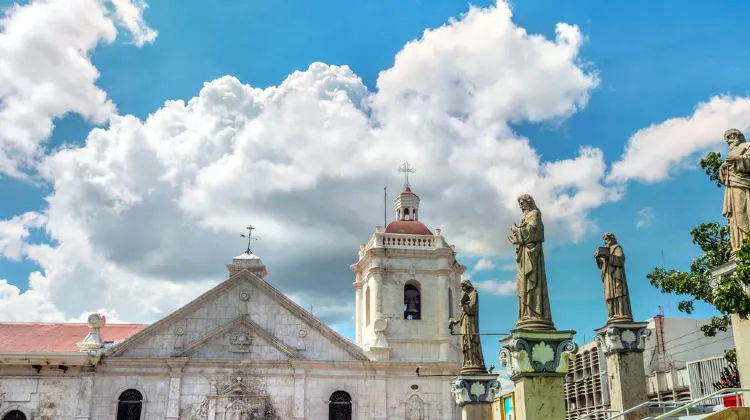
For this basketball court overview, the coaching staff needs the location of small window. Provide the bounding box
[2,411,26,420]
[329,391,352,420]
[404,283,421,320]
[116,389,143,420]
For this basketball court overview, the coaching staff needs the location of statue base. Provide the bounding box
[499,329,577,420]
[515,317,555,331]
[451,373,501,416]
[595,321,651,420]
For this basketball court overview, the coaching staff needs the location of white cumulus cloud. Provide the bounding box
[609,96,750,183]
[474,279,516,296]
[472,258,497,272]
[0,1,615,325]
[0,0,156,178]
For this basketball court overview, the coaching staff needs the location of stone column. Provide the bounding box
[292,370,306,419]
[730,313,750,404]
[710,260,750,404]
[373,372,388,419]
[499,329,577,420]
[354,276,363,344]
[437,270,452,361]
[451,373,500,420]
[165,357,188,420]
[74,369,95,420]
[594,322,651,420]
[369,268,385,321]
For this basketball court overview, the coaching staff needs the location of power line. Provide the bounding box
[667,336,735,359]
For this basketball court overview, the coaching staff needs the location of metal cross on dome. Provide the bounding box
[397,161,416,188]
[240,225,258,254]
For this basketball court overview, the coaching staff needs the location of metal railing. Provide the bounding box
[644,388,748,420]
[579,408,618,419]
[606,400,691,420]
[579,400,688,420]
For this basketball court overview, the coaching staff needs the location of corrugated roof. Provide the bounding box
[0,322,147,352]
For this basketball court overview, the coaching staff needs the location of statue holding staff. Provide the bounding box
[449,279,487,374]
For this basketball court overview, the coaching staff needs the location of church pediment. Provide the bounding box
[107,269,368,361]
[175,315,301,359]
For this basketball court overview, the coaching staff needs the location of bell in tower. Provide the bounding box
[404,284,421,320]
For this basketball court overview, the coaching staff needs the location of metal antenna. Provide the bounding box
[397,162,416,188]
[240,225,258,254]
[384,185,387,227]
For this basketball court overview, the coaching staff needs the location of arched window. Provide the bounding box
[329,391,352,420]
[116,389,143,420]
[365,286,371,326]
[2,411,26,420]
[404,282,421,320]
[448,287,454,320]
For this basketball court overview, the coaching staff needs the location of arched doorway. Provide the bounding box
[329,390,352,420]
[116,389,143,420]
[2,411,26,420]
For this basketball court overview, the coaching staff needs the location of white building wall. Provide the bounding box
[643,316,735,373]
[0,363,456,420]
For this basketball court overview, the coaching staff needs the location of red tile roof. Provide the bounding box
[384,220,433,235]
[0,322,147,352]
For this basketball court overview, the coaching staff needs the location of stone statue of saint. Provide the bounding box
[720,128,750,254]
[508,194,555,330]
[595,232,633,322]
[448,279,487,374]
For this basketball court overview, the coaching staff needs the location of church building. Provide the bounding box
[0,185,466,420]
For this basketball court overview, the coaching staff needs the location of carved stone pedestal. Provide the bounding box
[499,329,577,420]
[451,373,501,420]
[595,321,651,420]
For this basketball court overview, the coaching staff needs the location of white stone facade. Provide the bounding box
[1,222,463,419]
[352,231,464,364]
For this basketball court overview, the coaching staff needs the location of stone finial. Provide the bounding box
[76,313,106,353]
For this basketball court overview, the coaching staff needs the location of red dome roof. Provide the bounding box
[400,187,417,196]
[384,220,433,235]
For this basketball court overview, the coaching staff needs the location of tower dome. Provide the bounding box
[384,187,432,235]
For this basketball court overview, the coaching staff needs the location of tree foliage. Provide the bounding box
[648,151,750,345]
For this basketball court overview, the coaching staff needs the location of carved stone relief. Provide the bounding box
[189,376,280,420]
[229,331,252,353]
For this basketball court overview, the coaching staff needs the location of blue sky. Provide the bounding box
[1,0,748,365]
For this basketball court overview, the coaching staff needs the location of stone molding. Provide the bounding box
[105,270,369,361]
[450,373,501,407]
[174,315,300,359]
[594,321,651,355]
[0,352,98,366]
[499,329,577,379]
[95,356,460,374]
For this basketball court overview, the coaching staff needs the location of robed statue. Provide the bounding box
[595,232,633,322]
[720,128,750,254]
[448,279,487,374]
[508,194,555,330]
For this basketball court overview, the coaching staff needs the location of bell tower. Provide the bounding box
[351,164,464,363]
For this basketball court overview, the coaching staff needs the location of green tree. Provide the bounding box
[647,152,750,364]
